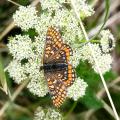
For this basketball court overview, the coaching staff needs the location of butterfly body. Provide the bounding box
[40,63,68,72]
[42,26,75,107]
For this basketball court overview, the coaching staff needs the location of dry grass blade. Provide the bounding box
[0,56,8,94]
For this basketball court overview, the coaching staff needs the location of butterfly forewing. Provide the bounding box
[44,26,63,63]
[44,26,73,63]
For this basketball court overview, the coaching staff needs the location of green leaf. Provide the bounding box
[80,88,103,109]
[18,0,30,6]
[104,70,117,82]
[76,61,103,109]
[23,28,38,40]
[76,61,100,89]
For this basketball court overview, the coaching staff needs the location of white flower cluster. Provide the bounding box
[7,60,27,84]
[12,0,94,69]
[79,30,115,74]
[13,6,38,30]
[40,0,61,11]
[92,54,112,74]
[67,77,88,101]
[80,44,101,63]
[100,30,115,53]
[40,0,94,18]
[34,107,63,120]
[8,35,34,60]
[24,58,48,97]
[70,48,81,67]
[74,0,95,18]
[7,35,48,97]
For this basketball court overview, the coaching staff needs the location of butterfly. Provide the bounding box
[41,26,75,107]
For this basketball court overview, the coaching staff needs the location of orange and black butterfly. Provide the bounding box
[40,26,76,107]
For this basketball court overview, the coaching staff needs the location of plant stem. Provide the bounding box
[70,0,119,120]
[7,0,21,6]
[64,101,77,119]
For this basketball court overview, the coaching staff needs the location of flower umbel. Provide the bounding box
[73,0,94,18]
[100,30,115,53]
[80,40,114,74]
[13,6,38,30]
[7,60,27,84]
[67,77,88,101]
[8,35,34,61]
[34,107,63,120]
[7,35,48,97]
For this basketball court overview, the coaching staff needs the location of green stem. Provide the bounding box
[91,0,110,39]
[80,39,100,44]
[64,101,77,120]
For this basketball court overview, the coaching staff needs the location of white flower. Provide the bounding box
[92,54,112,74]
[67,77,88,101]
[53,9,83,45]
[79,43,113,74]
[35,12,52,41]
[80,43,101,64]
[46,108,63,120]
[7,34,48,97]
[70,48,81,67]
[13,6,39,30]
[74,0,94,18]
[24,58,48,97]
[32,36,45,57]
[34,107,63,120]
[40,0,61,11]
[6,60,27,84]
[100,30,115,53]
[7,35,34,61]
[40,0,94,18]
[27,74,48,97]
[7,0,114,103]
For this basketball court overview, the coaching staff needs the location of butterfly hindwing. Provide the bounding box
[63,64,76,87]
[44,71,67,107]
[62,44,73,62]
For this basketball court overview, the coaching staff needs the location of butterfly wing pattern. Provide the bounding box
[43,26,75,107]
